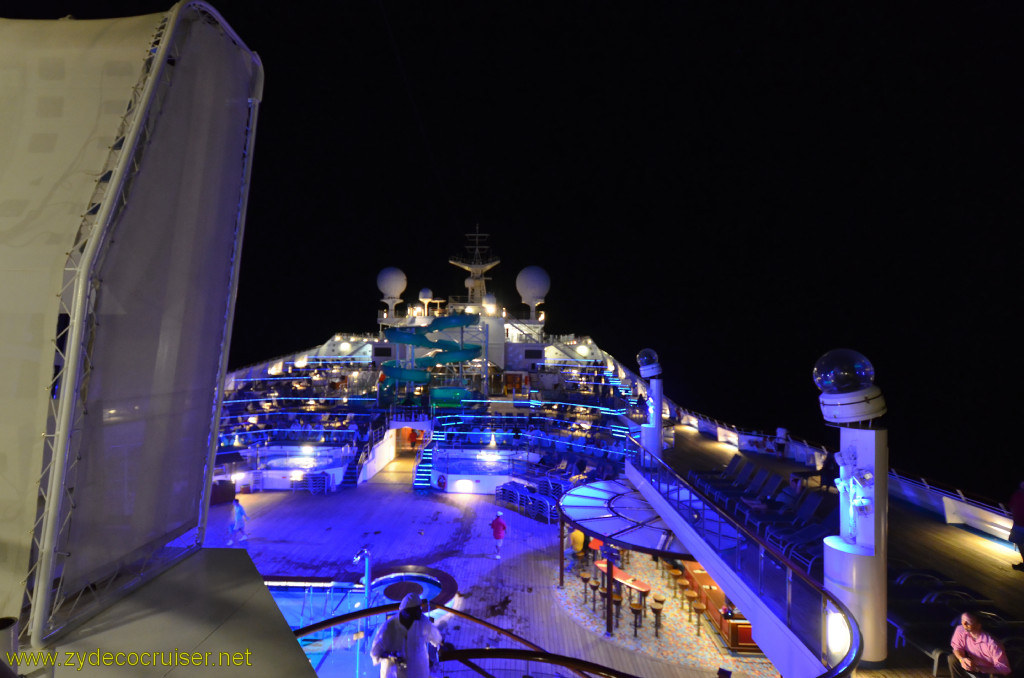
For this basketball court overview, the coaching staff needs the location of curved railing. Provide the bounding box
[439,649,641,677]
[631,444,862,677]
[295,602,637,678]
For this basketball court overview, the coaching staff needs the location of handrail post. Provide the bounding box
[559,517,565,589]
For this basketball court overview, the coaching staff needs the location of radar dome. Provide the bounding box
[377,267,406,298]
[516,266,550,302]
[418,288,433,303]
[813,349,876,394]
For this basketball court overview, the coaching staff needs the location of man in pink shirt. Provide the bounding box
[1009,480,1024,572]
[948,612,1010,678]
[490,511,508,560]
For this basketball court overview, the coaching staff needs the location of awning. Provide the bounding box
[558,479,688,559]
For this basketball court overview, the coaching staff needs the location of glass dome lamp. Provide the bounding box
[637,348,662,378]
[813,349,886,424]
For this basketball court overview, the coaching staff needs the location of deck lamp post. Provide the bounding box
[353,548,372,675]
[637,349,663,459]
[813,349,888,664]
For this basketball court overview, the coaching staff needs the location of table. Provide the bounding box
[595,559,651,614]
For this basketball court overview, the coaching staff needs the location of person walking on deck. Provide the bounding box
[227,498,248,545]
[490,511,507,559]
[1010,480,1024,572]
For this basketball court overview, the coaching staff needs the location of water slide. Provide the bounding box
[380,314,482,385]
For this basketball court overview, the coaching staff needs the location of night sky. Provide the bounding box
[8,2,1022,500]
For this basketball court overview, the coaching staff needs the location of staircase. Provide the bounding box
[605,369,632,400]
[413,446,435,490]
[340,459,360,487]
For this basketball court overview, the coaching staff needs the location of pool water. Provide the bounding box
[442,458,510,475]
[268,573,444,677]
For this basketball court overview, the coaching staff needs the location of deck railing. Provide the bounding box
[672,407,1011,526]
[294,602,639,678]
[630,444,862,678]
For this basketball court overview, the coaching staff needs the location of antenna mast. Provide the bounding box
[449,225,500,303]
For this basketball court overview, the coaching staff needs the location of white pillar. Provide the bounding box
[642,376,663,457]
[637,348,663,458]
[824,426,887,663]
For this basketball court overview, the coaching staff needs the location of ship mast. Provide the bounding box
[448,225,500,304]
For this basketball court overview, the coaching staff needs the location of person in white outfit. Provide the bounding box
[227,498,248,545]
[370,592,442,678]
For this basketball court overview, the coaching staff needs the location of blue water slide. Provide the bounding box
[380,314,482,385]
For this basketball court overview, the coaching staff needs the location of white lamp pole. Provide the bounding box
[637,349,663,459]
[813,349,888,664]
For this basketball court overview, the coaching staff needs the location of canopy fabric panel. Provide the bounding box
[0,9,170,621]
[0,2,263,643]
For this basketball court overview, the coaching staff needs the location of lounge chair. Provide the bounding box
[723,473,787,513]
[688,455,743,487]
[757,492,832,538]
[737,485,807,529]
[765,506,839,555]
[710,467,770,506]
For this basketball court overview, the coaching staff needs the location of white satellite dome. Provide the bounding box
[516,266,550,303]
[377,267,407,298]
[418,288,433,303]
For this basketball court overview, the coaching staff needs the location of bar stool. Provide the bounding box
[611,592,623,628]
[598,585,608,615]
[652,592,667,611]
[667,568,682,588]
[684,589,699,621]
[589,579,600,612]
[579,571,592,605]
[675,576,689,600]
[692,602,707,636]
[630,602,644,636]
[649,601,664,638]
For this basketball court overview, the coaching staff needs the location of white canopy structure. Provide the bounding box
[0,2,262,646]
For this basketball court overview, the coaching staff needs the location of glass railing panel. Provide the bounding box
[792,575,825,656]
[297,621,369,677]
[758,546,790,621]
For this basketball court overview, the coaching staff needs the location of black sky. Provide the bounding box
[8,1,1022,499]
